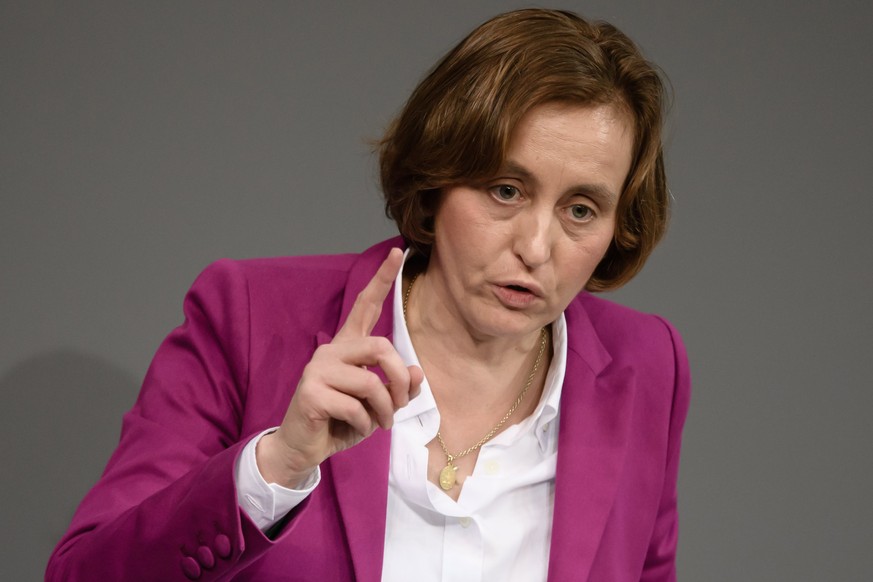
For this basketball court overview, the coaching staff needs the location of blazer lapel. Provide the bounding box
[547,297,636,581]
[328,424,392,582]
[319,238,402,582]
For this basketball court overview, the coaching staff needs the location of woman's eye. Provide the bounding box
[491,185,521,201]
[569,204,594,221]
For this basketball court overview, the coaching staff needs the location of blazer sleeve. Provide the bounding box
[46,260,303,582]
[640,317,692,582]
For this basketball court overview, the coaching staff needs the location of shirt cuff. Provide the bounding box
[235,428,321,532]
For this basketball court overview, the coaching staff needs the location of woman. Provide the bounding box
[47,9,689,582]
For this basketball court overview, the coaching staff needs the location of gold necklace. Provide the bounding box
[403,272,549,491]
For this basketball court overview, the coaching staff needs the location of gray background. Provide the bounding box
[2,1,871,580]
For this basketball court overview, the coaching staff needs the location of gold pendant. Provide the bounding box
[439,463,457,490]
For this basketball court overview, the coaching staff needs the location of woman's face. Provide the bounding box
[428,102,634,340]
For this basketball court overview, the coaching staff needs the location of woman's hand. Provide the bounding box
[256,248,423,488]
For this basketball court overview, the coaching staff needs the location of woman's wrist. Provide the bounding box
[255,431,317,490]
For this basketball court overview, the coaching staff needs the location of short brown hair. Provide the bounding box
[379,8,670,291]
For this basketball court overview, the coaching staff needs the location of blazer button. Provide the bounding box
[214,533,232,558]
[196,545,215,569]
[181,556,201,580]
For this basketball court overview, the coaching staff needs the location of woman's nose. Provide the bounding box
[513,209,554,268]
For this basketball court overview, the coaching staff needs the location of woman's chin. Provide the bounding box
[465,306,549,341]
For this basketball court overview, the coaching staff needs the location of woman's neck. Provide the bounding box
[403,269,550,411]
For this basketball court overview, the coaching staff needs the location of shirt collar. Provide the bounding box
[392,250,438,423]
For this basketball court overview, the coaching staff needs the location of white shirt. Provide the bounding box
[235,254,568,581]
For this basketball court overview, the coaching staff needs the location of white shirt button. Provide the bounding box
[458,516,472,528]
[484,460,500,475]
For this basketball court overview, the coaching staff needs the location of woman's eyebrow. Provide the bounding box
[499,160,536,182]
[499,159,619,208]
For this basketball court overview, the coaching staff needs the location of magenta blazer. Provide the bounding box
[47,237,690,582]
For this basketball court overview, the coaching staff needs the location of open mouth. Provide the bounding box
[494,283,539,307]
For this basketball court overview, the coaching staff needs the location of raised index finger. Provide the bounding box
[336,247,403,339]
